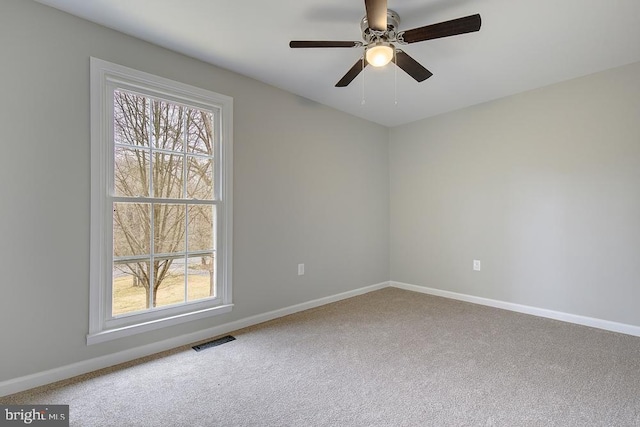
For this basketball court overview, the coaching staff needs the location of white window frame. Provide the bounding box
[89,57,233,345]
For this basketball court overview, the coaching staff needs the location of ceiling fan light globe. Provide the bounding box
[366,43,394,67]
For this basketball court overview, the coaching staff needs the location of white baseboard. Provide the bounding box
[0,281,389,397]
[4,280,638,397]
[391,281,640,338]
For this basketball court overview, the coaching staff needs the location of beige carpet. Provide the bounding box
[3,287,640,426]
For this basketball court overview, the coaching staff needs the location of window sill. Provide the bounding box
[86,303,233,345]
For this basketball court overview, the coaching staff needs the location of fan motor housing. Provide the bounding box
[361,9,400,43]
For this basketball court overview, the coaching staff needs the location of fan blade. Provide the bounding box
[336,58,368,87]
[364,0,387,32]
[399,14,481,44]
[290,41,361,48]
[392,51,433,82]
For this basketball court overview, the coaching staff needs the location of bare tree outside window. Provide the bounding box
[112,90,216,316]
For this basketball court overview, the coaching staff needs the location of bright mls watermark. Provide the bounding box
[1,406,68,426]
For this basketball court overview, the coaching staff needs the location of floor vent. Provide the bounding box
[192,335,236,352]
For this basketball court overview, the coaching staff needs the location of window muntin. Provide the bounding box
[111,90,219,318]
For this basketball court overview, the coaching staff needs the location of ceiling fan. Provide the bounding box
[289,0,481,87]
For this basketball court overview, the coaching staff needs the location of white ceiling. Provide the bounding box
[35,0,640,127]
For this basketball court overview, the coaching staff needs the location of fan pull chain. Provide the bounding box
[361,55,366,105]
[394,49,398,105]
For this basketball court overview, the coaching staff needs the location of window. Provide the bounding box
[89,58,233,344]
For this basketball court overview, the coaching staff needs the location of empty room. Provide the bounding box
[1,0,639,425]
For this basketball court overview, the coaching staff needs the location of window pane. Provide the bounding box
[188,205,215,252]
[114,147,149,197]
[152,152,184,199]
[186,156,213,200]
[153,204,186,255]
[186,109,214,155]
[113,203,150,257]
[187,254,215,301]
[112,261,150,316]
[114,90,149,147]
[151,100,185,152]
[154,257,186,308]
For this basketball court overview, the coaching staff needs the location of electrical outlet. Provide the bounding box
[298,263,305,276]
[473,260,481,271]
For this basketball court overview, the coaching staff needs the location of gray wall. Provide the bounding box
[0,0,389,382]
[390,61,640,326]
